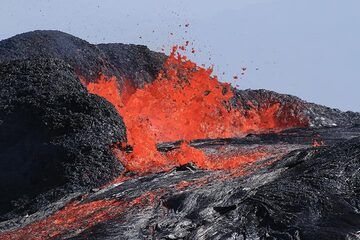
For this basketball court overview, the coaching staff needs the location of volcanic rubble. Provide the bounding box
[0,31,359,240]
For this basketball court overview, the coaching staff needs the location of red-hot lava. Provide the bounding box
[82,46,308,174]
[0,191,162,240]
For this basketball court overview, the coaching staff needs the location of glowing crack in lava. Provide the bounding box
[81,46,308,174]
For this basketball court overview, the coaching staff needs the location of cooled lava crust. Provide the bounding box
[0,58,126,221]
[0,31,359,240]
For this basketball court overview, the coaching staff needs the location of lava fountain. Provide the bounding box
[81,45,308,174]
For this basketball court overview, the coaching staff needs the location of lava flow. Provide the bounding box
[0,191,162,240]
[82,45,308,174]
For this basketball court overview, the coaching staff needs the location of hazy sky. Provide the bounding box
[1,0,359,111]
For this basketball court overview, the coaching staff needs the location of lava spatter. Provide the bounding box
[82,45,308,174]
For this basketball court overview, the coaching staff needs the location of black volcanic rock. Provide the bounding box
[0,30,166,88]
[97,43,167,88]
[0,31,113,81]
[0,58,126,220]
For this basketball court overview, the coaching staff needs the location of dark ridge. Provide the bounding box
[0,30,166,88]
[0,57,126,220]
[157,125,360,152]
[0,30,113,81]
[97,43,167,88]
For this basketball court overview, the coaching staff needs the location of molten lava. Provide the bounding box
[82,46,307,174]
[0,191,162,240]
[165,142,269,171]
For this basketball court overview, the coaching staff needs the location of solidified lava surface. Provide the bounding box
[0,31,360,240]
[0,58,126,221]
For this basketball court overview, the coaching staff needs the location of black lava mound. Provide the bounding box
[0,30,166,87]
[0,58,126,220]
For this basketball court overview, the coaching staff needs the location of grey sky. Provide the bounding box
[0,0,359,111]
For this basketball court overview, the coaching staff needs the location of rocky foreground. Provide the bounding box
[0,31,359,240]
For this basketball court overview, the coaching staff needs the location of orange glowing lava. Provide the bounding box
[166,142,269,171]
[82,45,308,174]
[0,192,162,240]
[0,200,124,239]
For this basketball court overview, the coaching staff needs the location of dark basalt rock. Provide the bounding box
[0,30,114,81]
[97,43,166,88]
[0,30,166,88]
[0,58,126,220]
